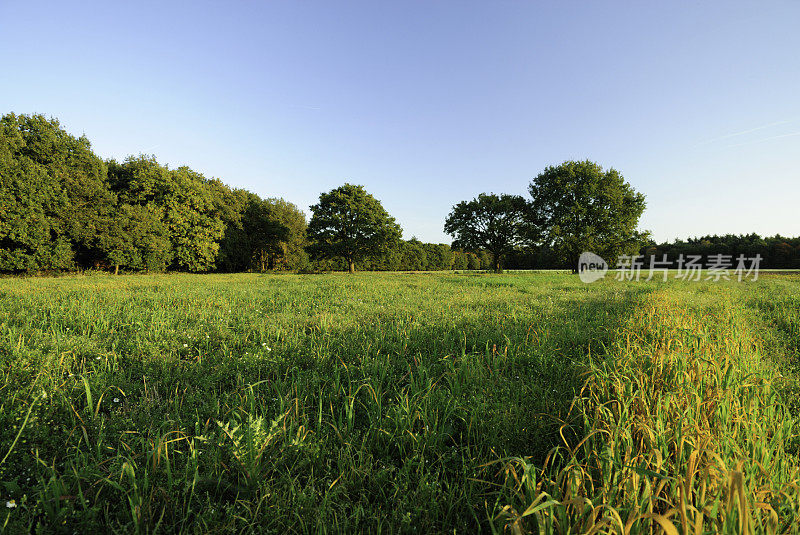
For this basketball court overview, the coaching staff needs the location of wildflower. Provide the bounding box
[6,500,15,508]
[113,398,120,403]
[261,343,271,351]
[95,356,101,360]
[183,344,188,348]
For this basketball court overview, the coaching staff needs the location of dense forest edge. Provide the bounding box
[2,113,799,275]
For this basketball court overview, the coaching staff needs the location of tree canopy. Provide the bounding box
[0,113,111,271]
[0,114,482,275]
[0,113,307,274]
[9,114,800,275]
[527,160,647,270]
[307,184,402,273]
[444,193,528,272]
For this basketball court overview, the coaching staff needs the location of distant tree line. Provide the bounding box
[640,234,800,269]
[3,113,797,274]
[0,113,488,274]
[0,113,311,274]
[311,239,492,272]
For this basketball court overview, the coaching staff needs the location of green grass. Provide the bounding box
[0,272,798,533]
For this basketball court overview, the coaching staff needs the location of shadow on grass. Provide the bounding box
[0,278,654,533]
[134,283,652,530]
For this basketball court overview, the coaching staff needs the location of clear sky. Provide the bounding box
[2,1,799,244]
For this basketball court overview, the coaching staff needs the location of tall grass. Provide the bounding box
[495,281,800,533]
[0,273,797,532]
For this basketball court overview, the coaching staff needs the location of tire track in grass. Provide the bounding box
[495,282,800,533]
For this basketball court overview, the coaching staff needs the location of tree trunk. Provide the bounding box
[348,260,355,274]
[494,256,502,273]
[114,264,119,275]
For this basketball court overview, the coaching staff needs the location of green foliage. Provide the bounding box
[107,155,171,206]
[104,157,175,272]
[528,160,647,269]
[0,113,110,272]
[240,196,290,272]
[262,197,308,271]
[164,166,226,272]
[7,114,798,276]
[400,238,428,271]
[307,183,402,272]
[423,243,454,271]
[209,184,250,272]
[644,233,800,269]
[2,273,798,532]
[444,193,528,272]
[478,250,494,270]
[466,252,481,270]
[216,193,307,273]
[0,114,305,275]
[106,157,228,272]
[452,250,468,270]
[100,203,172,272]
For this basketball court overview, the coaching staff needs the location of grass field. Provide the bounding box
[1,272,799,533]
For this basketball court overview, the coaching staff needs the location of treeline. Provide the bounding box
[5,113,797,275]
[0,113,305,273]
[316,239,494,272]
[641,234,800,269]
[0,113,489,274]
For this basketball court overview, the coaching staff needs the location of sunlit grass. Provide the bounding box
[495,277,800,533]
[0,272,798,532]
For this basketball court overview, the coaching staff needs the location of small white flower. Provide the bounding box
[95,357,101,360]
[183,344,188,348]
[113,398,120,403]
[5,500,15,508]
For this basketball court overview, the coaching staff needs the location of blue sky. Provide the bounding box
[2,1,799,244]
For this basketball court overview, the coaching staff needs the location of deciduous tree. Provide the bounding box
[444,193,527,272]
[528,160,647,271]
[307,184,401,273]
[0,113,112,272]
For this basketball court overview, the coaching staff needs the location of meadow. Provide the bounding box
[1,271,799,533]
